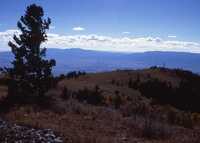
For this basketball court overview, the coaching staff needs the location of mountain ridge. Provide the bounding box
[1,48,200,75]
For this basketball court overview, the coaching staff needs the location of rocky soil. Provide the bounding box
[0,119,63,143]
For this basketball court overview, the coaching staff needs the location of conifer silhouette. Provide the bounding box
[3,4,56,98]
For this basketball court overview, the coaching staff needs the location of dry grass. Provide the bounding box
[1,69,200,143]
[2,100,200,143]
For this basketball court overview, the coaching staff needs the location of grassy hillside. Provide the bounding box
[0,67,200,142]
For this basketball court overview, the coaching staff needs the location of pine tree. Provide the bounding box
[3,4,56,99]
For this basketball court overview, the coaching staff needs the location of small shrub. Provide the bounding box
[121,101,149,118]
[61,87,71,100]
[128,78,133,88]
[66,71,86,79]
[73,85,104,105]
[113,90,123,109]
[128,74,140,89]
[111,79,115,85]
[167,109,178,125]
[166,108,194,128]
[142,118,170,139]
[180,113,193,129]
[58,74,66,80]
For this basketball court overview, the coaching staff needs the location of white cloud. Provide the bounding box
[0,29,21,51]
[0,29,200,53]
[45,33,200,53]
[122,32,130,34]
[168,35,177,38]
[72,27,85,31]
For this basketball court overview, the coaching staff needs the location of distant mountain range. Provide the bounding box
[1,48,200,75]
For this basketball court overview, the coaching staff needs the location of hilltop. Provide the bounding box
[0,67,200,142]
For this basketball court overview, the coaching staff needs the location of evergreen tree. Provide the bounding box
[3,4,56,98]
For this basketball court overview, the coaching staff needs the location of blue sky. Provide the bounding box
[0,0,200,52]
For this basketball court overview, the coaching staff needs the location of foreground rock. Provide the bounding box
[0,119,63,143]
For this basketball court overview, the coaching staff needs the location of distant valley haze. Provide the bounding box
[1,48,200,75]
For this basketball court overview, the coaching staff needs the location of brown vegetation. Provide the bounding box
[0,68,200,142]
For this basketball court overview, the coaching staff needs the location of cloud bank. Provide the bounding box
[0,29,200,53]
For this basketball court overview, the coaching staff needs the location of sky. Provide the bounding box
[0,0,200,53]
